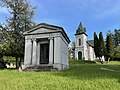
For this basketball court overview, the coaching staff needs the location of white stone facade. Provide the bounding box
[23,23,70,70]
[75,34,96,60]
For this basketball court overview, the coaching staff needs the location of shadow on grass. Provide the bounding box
[1,60,120,83]
[51,64,120,83]
[0,67,16,71]
[6,68,16,70]
[69,60,96,65]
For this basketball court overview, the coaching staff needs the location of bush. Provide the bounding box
[3,56,15,63]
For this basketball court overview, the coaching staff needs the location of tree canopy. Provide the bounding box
[94,32,106,63]
[106,35,114,62]
[94,32,99,58]
[0,0,36,68]
[98,32,106,57]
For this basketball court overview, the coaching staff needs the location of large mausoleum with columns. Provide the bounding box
[23,23,70,71]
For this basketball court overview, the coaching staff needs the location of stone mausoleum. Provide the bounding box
[23,23,70,71]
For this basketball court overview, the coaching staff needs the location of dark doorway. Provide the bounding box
[78,51,82,60]
[40,43,49,64]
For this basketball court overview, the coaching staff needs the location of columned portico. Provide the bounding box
[27,38,54,65]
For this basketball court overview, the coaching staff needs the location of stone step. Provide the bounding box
[23,65,58,72]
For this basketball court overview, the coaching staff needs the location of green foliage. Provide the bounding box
[94,32,106,59]
[0,0,36,68]
[106,29,120,60]
[94,32,99,58]
[98,32,106,57]
[106,35,114,58]
[3,56,15,63]
[1,63,120,90]
[113,46,120,60]
[1,0,36,32]
[71,41,75,50]
[68,47,72,60]
[114,29,120,47]
[107,29,120,47]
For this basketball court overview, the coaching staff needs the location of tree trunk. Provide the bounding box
[107,57,110,64]
[0,55,3,62]
[19,57,22,69]
[0,55,6,68]
[16,57,19,69]
[99,57,103,64]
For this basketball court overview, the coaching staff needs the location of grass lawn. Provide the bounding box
[0,61,120,90]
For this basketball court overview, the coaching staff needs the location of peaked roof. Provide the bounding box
[23,23,70,43]
[75,22,87,36]
[87,40,94,47]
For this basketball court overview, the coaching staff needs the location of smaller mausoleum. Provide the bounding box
[23,23,70,71]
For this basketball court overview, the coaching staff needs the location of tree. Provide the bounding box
[98,32,106,63]
[114,29,120,47]
[71,41,75,50]
[0,0,35,69]
[107,29,120,47]
[106,35,114,63]
[94,32,99,58]
[113,46,120,61]
[94,32,106,63]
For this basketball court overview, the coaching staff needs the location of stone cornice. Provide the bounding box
[23,23,70,44]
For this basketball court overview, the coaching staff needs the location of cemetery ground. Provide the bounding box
[0,61,120,90]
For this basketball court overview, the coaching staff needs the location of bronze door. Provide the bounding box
[40,43,49,64]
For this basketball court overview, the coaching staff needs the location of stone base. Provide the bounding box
[53,64,69,70]
[22,65,57,72]
[22,64,69,71]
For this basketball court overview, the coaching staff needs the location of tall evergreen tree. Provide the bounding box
[0,0,35,69]
[98,32,106,63]
[107,29,120,47]
[114,29,120,47]
[106,35,114,63]
[94,32,99,58]
[113,46,120,60]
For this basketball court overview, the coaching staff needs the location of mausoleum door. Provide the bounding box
[78,51,82,60]
[40,43,49,64]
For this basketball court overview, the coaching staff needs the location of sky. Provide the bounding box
[0,0,120,42]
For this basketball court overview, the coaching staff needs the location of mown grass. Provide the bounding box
[0,60,120,90]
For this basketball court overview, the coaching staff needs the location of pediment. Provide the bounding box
[23,23,61,35]
[23,23,70,43]
[28,27,58,34]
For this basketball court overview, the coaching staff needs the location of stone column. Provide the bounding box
[49,37,53,64]
[32,39,37,65]
[37,42,40,65]
[24,39,32,65]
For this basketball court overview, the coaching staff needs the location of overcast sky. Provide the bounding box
[0,0,120,42]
